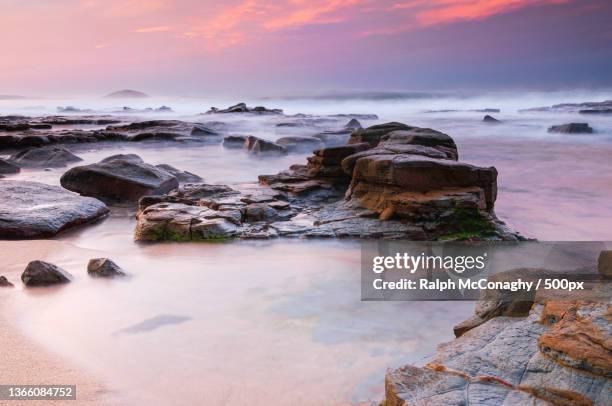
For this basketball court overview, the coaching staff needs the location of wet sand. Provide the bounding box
[0,241,117,406]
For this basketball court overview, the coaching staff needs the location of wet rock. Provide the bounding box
[0,180,109,238]
[598,250,612,279]
[385,300,611,406]
[243,136,287,155]
[0,275,14,287]
[548,122,594,134]
[190,124,219,136]
[348,122,415,147]
[87,258,127,277]
[21,260,72,286]
[9,146,82,168]
[344,118,362,130]
[155,164,203,183]
[206,103,283,115]
[275,136,323,153]
[483,114,501,123]
[0,158,20,174]
[223,135,248,149]
[60,154,179,202]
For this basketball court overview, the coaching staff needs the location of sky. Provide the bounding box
[1,0,611,96]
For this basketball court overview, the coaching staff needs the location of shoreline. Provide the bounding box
[0,241,115,405]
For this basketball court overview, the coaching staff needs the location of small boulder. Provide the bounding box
[483,115,501,123]
[223,135,248,149]
[344,118,363,130]
[547,123,593,134]
[60,154,179,202]
[9,146,82,168]
[247,137,287,155]
[21,260,72,286]
[87,258,127,278]
[0,275,14,287]
[598,250,612,279]
[0,158,20,174]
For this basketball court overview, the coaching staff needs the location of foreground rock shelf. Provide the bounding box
[135,122,523,241]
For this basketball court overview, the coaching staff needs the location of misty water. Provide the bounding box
[2,91,612,405]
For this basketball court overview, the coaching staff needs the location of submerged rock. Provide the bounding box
[0,180,109,238]
[87,258,127,277]
[483,114,501,123]
[206,103,283,115]
[0,275,14,287]
[548,122,594,134]
[60,154,179,202]
[21,260,72,286]
[9,146,82,168]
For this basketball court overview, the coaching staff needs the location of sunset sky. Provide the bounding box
[1,0,611,96]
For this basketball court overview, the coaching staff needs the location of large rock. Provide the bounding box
[87,258,127,278]
[385,299,611,406]
[548,123,594,134]
[60,154,179,202]
[0,181,109,238]
[9,146,82,168]
[348,122,415,146]
[155,164,203,183]
[21,260,72,286]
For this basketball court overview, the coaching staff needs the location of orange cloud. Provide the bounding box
[412,0,570,26]
[133,26,173,33]
[263,0,366,31]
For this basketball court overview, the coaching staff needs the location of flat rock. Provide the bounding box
[87,258,127,277]
[0,180,109,238]
[9,146,82,168]
[21,260,72,286]
[60,154,179,202]
[548,123,594,134]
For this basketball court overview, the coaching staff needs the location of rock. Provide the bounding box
[483,114,501,123]
[190,124,219,136]
[21,260,72,286]
[598,250,612,279]
[0,158,20,174]
[275,136,323,152]
[9,146,82,168]
[155,164,203,183]
[244,136,287,155]
[0,275,14,287]
[348,122,415,147]
[87,258,127,277]
[0,181,109,238]
[520,99,612,113]
[223,135,248,149]
[344,118,362,130]
[385,300,611,406]
[206,103,283,115]
[548,123,594,134]
[60,154,179,202]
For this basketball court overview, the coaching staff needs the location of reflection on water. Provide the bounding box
[1,93,612,405]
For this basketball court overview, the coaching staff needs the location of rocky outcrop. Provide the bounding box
[206,103,283,115]
[0,158,20,174]
[548,123,594,134]
[385,301,610,406]
[87,258,127,277]
[21,261,73,286]
[135,122,523,242]
[103,120,221,143]
[8,146,82,168]
[520,99,612,114]
[0,275,14,287]
[60,154,179,202]
[0,180,109,238]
